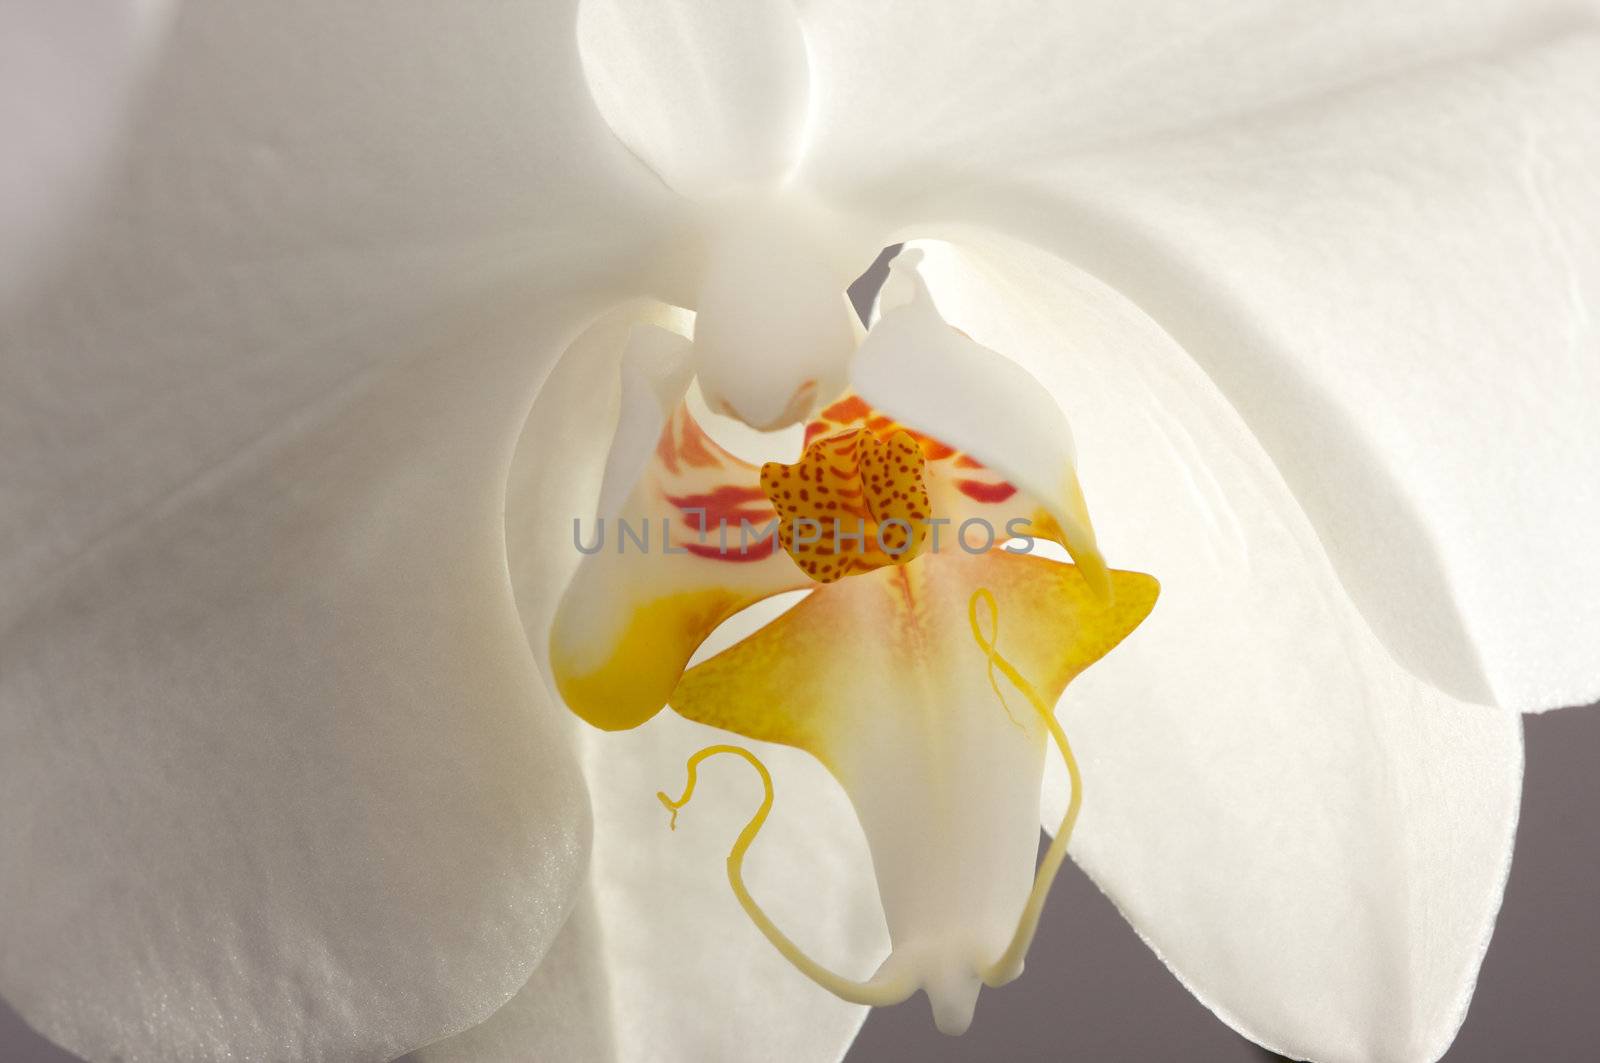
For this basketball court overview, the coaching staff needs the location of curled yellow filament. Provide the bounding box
[658,744,915,1007]
[659,587,1081,1009]
[967,587,1083,988]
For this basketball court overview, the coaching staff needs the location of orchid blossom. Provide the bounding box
[1,3,1597,1063]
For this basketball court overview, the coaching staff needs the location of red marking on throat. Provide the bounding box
[665,485,772,531]
[956,479,1018,504]
[684,538,777,562]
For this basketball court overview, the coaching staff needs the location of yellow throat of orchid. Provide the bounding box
[548,253,1158,1033]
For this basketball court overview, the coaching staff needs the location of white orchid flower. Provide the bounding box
[2,2,1596,1063]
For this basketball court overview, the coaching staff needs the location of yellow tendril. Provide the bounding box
[658,744,915,1007]
[975,590,1028,734]
[967,587,1083,988]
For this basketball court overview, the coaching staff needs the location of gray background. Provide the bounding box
[2,258,1594,1062]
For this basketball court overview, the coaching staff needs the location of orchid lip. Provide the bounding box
[549,258,1153,1035]
[655,574,1139,1034]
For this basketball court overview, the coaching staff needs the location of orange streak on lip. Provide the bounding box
[655,414,681,475]
[819,395,873,423]
[677,416,722,468]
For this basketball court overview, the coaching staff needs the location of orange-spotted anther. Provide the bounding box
[760,428,932,582]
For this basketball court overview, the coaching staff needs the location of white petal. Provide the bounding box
[915,237,1523,1063]
[506,310,886,1061]
[404,896,618,1063]
[0,0,171,304]
[916,33,1600,712]
[576,0,811,199]
[2,295,596,1063]
[798,0,1587,211]
[1,0,677,615]
[0,2,672,1059]
[811,9,1600,712]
